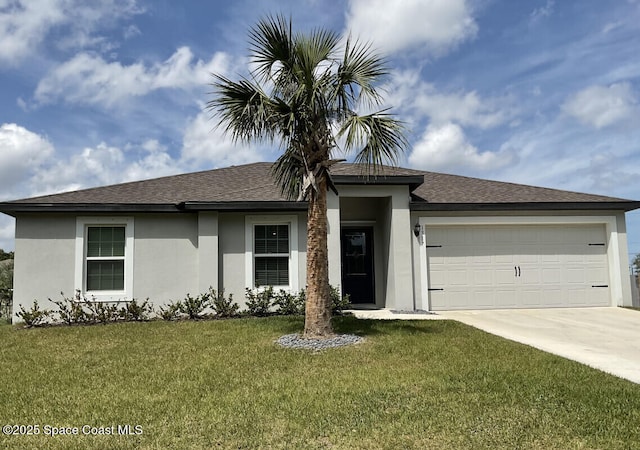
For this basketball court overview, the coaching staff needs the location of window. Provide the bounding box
[245,216,298,291]
[86,226,125,291]
[75,217,134,300]
[254,224,289,286]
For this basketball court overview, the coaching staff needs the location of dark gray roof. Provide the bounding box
[0,162,638,214]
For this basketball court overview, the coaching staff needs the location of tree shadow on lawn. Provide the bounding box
[332,315,445,337]
[268,314,448,339]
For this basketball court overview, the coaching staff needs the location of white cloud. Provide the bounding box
[582,151,638,192]
[181,111,263,168]
[386,70,509,129]
[562,82,638,128]
[34,47,231,108]
[345,0,477,56]
[123,24,141,40]
[529,0,555,26]
[31,140,186,196]
[121,140,182,182]
[408,122,513,172]
[0,0,142,66]
[33,143,126,195]
[0,123,54,198]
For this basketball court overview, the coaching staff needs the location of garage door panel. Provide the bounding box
[429,291,446,310]
[495,268,517,285]
[495,254,516,263]
[471,251,492,263]
[566,253,587,263]
[426,224,610,310]
[474,291,496,308]
[541,268,562,283]
[566,268,586,284]
[541,253,562,263]
[473,270,494,286]
[586,287,609,304]
[541,287,564,306]
[494,290,518,308]
[448,269,470,286]
[520,290,542,307]
[520,267,541,284]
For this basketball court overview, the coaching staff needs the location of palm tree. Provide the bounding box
[207,15,407,338]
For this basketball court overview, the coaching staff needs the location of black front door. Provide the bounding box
[341,227,374,304]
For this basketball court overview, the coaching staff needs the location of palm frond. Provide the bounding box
[249,15,294,82]
[294,27,339,82]
[331,37,387,111]
[272,148,305,200]
[338,111,408,173]
[207,74,280,143]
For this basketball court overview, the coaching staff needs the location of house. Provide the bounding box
[1,162,639,320]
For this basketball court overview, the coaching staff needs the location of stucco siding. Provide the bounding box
[13,214,76,319]
[218,213,247,307]
[133,214,199,305]
[217,212,307,309]
[336,185,414,309]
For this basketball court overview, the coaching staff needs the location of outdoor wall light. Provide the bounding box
[413,223,421,237]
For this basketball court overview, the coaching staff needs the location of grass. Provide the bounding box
[0,317,639,449]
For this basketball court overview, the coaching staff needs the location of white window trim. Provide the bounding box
[245,215,299,292]
[75,217,134,301]
[417,215,621,311]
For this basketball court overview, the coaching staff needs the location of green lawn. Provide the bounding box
[0,317,639,449]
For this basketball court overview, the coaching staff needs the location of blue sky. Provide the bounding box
[0,0,639,261]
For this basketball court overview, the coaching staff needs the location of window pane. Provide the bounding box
[255,257,289,286]
[254,224,288,254]
[87,226,125,257]
[87,260,125,291]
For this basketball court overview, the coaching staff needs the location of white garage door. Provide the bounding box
[426,224,610,310]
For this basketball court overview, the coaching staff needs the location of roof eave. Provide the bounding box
[333,175,424,191]
[179,201,308,211]
[0,203,181,216]
[410,201,640,212]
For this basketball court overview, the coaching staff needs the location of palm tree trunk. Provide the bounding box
[303,174,333,338]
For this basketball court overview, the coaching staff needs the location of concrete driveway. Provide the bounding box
[438,307,640,384]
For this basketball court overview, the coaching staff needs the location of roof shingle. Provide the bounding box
[1,162,637,212]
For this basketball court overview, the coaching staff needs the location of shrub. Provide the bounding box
[119,298,152,321]
[179,293,210,320]
[245,286,274,316]
[292,286,351,315]
[210,288,239,318]
[274,289,304,316]
[330,285,351,315]
[51,291,89,325]
[0,295,10,324]
[157,301,182,321]
[84,299,120,324]
[17,301,52,327]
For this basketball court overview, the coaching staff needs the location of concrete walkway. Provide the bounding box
[349,307,640,384]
